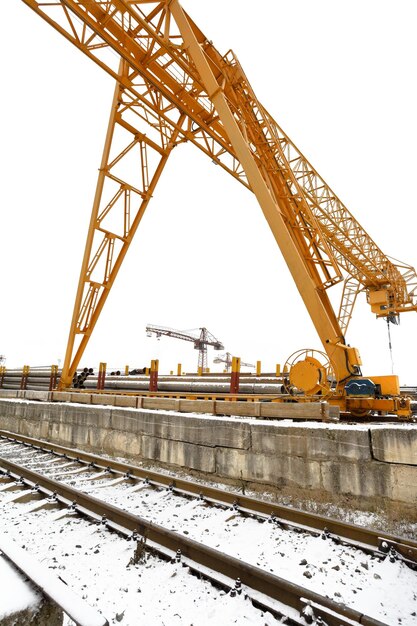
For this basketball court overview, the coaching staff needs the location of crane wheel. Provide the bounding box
[284,349,337,397]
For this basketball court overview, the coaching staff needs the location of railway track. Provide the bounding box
[1,430,416,563]
[1,432,416,625]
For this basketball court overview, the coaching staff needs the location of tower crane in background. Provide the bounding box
[21,1,417,417]
[146,325,223,372]
[214,353,255,373]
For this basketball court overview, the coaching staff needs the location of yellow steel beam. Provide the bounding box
[60,58,186,386]
[170,1,355,382]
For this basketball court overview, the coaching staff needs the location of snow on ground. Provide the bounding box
[0,553,41,619]
[78,479,417,626]
[1,442,417,625]
[0,504,277,626]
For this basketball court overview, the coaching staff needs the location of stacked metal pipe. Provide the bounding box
[82,374,286,395]
[0,368,62,391]
[72,368,94,389]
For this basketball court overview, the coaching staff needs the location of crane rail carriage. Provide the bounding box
[20,0,417,418]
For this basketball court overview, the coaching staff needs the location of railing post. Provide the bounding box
[177,363,182,376]
[276,364,281,377]
[256,360,261,376]
[97,362,107,390]
[149,359,159,392]
[21,365,29,390]
[0,366,5,388]
[49,365,59,391]
[125,365,129,376]
[230,357,241,395]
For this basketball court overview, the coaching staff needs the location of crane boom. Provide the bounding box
[20,1,416,416]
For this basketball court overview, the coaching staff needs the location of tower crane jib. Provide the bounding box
[145,325,224,372]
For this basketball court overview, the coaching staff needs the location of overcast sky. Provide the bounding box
[1,1,416,382]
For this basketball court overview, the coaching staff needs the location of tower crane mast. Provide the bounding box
[20,0,417,417]
[146,325,223,372]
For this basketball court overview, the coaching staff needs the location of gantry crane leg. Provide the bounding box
[170,2,353,384]
[60,61,185,387]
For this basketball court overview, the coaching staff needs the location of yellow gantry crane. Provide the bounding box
[21,1,417,417]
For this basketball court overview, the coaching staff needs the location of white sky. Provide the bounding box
[1,1,416,382]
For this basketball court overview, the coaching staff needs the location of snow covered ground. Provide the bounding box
[0,554,41,620]
[0,507,279,625]
[0,442,416,625]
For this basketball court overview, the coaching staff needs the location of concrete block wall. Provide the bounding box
[0,398,416,515]
[0,389,340,420]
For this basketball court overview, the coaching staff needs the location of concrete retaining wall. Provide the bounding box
[0,398,416,517]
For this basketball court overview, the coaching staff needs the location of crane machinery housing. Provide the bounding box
[20,0,417,418]
[146,325,223,372]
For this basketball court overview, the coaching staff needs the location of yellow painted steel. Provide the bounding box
[231,357,241,374]
[256,361,261,376]
[177,363,182,376]
[368,375,400,397]
[20,0,416,417]
[289,356,328,395]
[170,2,357,388]
[276,364,281,377]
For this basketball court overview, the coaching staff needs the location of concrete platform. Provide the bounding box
[0,389,341,420]
[0,397,416,519]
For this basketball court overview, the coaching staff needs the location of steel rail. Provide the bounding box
[1,431,416,565]
[0,454,389,626]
